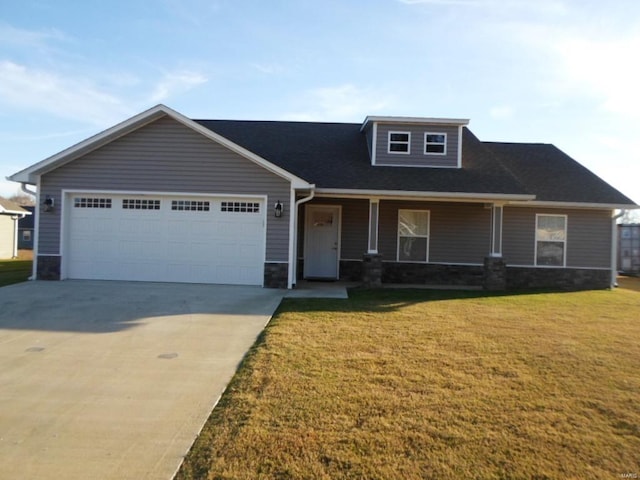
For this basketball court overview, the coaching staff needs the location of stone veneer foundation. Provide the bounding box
[263,262,288,288]
[36,255,61,280]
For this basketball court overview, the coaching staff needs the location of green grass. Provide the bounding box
[0,258,33,287]
[177,281,640,480]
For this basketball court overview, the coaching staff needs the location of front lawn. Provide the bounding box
[177,280,640,479]
[0,258,32,287]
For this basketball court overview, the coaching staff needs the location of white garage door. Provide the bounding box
[66,194,266,285]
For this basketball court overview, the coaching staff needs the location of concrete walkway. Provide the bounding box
[0,281,284,480]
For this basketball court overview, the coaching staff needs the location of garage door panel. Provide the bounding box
[67,194,266,285]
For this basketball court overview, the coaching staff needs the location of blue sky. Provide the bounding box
[1,0,639,211]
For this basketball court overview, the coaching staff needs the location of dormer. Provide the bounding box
[361,116,469,168]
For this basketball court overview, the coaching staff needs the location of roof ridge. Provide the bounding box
[194,118,361,127]
[482,140,553,147]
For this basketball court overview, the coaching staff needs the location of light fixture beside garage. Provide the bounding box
[274,200,283,218]
[43,196,55,212]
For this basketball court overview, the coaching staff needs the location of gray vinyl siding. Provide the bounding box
[38,115,291,261]
[378,201,491,264]
[374,124,460,168]
[502,207,612,268]
[298,198,369,260]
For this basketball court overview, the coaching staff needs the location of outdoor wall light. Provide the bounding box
[43,196,55,212]
[274,200,283,218]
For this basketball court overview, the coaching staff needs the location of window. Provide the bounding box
[397,209,429,262]
[74,197,112,208]
[535,214,567,266]
[171,200,210,211]
[388,131,410,154]
[221,201,260,213]
[122,199,160,210]
[22,231,31,242]
[424,133,447,155]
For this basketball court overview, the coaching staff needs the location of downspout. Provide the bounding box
[20,182,37,197]
[289,188,315,288]
[611,210,624,287]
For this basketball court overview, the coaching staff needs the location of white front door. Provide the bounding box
[304,205,341,279]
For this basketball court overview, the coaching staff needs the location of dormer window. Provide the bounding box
[425,133,446,155]
[388,131,410,154]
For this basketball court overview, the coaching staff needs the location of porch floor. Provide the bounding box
[285,280,355,299]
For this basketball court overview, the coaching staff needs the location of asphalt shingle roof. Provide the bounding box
[195,120,636,206]
[0,197,28,215]
[484,142,635,205]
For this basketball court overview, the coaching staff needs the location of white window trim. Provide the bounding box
[534,214,567,268]
[397,209,430,263]
[387,131,411,155]
[424,132,447,156]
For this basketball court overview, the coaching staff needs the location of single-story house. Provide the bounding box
[18,205,35,249]
[0,198,30,259]
[7,104,638,290]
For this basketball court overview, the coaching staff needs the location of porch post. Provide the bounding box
[484,204,506,290]
[363,198,382,287]
[368,198,379,254]
[490,204,503,257]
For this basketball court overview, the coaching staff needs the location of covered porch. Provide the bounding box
[292,195,507,291]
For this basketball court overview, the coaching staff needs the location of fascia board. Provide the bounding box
[361,115,470,132]
[314,188,535,202]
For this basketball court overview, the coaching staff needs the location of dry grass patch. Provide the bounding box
[177,282,640,480]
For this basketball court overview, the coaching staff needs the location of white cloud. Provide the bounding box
[0,61,132,126]
[149,71,208,103]
[0,179,23,199]
[283,84,394,122]
[489,105,515,119]
[161,0,222,27]
[501,17,640,119]
[397,0,567,14]
[251,63,285,75]
[0,23,69,50]
[554,33,640,117]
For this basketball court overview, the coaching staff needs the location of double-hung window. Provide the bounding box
[397,209,430,262]
[535,214,567,266]
[388,131,410,154]
[424,133,446,155]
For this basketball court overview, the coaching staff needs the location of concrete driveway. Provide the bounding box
[0,280,284,480]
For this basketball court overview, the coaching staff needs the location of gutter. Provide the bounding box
[611,210,625,287]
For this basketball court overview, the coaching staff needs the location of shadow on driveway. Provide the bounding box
[0,280,284,333]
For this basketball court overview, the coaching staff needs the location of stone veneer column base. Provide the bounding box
[362,253,383,288]
[37,255,61,280]
[483,256,507,291]
[263,262,288,288]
